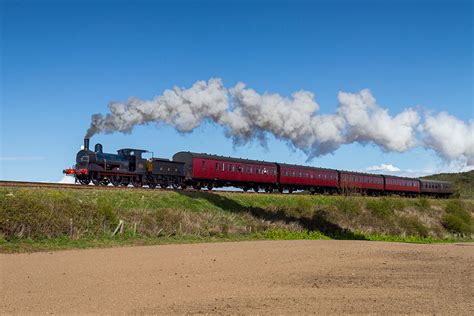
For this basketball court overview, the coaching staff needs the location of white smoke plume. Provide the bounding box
[419,112,474,165]
[86,78,473,165]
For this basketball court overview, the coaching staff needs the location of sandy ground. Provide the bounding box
[1,240,473,315]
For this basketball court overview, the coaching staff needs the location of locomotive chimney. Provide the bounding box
[84,138,90,151]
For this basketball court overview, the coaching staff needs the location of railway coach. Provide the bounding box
[277,163,338,194]
[419,179,453,197]
[339,171,384,195]
[383,175,420,197]
[172,152,278,192]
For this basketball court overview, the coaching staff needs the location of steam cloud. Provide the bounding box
[86,78,473,165]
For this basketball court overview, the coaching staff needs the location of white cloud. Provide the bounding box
[366,164,401,172]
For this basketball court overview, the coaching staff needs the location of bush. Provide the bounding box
[334,197,361,214]
[415,198,430,209]
[397,216,429,237]
[366,198,394,217]
[442,200,473,235]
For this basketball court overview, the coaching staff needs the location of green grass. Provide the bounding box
[1,187,473,252]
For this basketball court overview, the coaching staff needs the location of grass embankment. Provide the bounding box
[1,187,473,252]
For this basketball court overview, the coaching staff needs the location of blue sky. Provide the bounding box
[1,0,472,182]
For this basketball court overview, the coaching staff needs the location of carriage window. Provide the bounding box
[231,164,235,172]
[237,165,242,172]
[216,163,219,171]
[201,161,206,170]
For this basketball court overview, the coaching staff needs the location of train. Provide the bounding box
[63,139,454,197]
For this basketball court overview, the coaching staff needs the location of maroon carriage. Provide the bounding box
[173,152,278,192]
[339,171,384,194]
[277,163,338,193]
[383,176,420,196]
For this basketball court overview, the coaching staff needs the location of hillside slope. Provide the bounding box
[422,170,474,199]
[1,186,473,252]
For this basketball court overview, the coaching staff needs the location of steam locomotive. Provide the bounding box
[63,138,454,197]
[64,139,184,188]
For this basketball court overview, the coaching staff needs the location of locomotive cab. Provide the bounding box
[117,149,148,173]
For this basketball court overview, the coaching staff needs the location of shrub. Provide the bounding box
[442,200,473,235]
[366,198,394,217]
[334,197,361,214]
[397,216,429,237]
[415,198,430,209]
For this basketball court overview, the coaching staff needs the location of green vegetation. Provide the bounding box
[422,170,474,199]
[442,200,473,235]
[0,187,472,252]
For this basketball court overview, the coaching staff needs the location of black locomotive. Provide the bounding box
[64,139,184,188]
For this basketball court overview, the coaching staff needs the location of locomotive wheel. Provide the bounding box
[78,177,90,185]
[148,181,157,189]
[121,178,130,187]
[193,185,201,190]
[172,183,180,189]
[91,175,102,186]
[131,178,142,188]
[160,183,168,189]
[99,178,110,186]
[110,176,122,186]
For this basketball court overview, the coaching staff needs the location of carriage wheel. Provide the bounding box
[172,183,180,190]
[160,183,169,189]
[207,185,213,191]
[243,187,249,192]
[193,185,201,190]
[253,187,259,193]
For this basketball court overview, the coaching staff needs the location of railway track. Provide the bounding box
[0,180,267,194]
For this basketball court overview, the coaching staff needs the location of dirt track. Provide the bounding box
[1,240,473,314]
